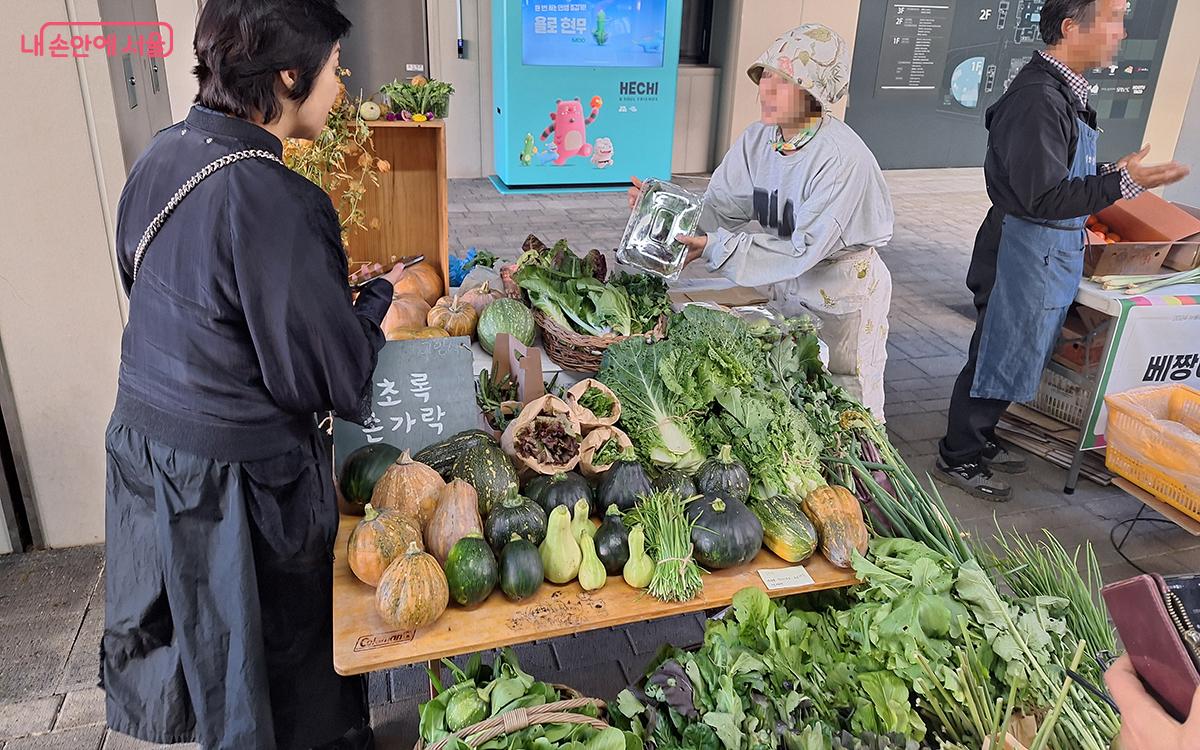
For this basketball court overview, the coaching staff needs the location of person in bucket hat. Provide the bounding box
[628,23,894,418]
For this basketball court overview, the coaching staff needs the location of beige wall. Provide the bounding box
[157,0,200,122]
[1144,0,1200,167]
[2,1,129,548]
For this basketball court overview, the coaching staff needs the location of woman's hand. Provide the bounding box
[382,261,408,287]
[627,176,644,211]
[1105,654,1200,750]
[676,234,706,266]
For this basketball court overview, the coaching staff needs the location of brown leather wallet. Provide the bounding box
[1102,573,1200,721]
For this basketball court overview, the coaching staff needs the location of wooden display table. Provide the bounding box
[333,514,858,676]
[349,120,450,297]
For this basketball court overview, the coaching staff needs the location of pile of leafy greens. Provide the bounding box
[420,648,640,750]
[599,305,828,498]
[513,238,671,338]
[612,537,1118,750]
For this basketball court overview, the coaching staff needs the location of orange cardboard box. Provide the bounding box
[1086,193,1200,275]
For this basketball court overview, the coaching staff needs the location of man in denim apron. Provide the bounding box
[936,0,1189,500]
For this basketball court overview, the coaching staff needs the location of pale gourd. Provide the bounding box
[577,531,607,591]
[623,524,654,589]
[539,505,582,584]
[570,497,595,542]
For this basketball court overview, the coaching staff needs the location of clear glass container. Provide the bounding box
[617,179,704,280]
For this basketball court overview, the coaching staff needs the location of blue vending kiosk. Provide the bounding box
[492,0,683,190]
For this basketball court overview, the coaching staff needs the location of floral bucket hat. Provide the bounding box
[747,23,851,110]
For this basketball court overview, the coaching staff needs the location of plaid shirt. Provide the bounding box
[1038,50,1143,200]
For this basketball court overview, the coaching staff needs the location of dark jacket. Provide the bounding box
[112,106,392,462]
[968,54,1123,303]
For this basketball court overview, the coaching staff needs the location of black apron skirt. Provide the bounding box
[101,421,367,749]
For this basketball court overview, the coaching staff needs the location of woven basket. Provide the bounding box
[533,310,667,373]
[412,694,608,750]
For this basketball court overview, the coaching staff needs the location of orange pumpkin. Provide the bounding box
[386,326,451,341]
[375,541,449,629]
[347,504,424,586]
[427,295,479,338]
[381,294,431,332]
[391,263,443,305]
[460,282,505,316]
[371,450,445,528]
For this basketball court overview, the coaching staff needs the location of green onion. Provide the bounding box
[625,490,703,602]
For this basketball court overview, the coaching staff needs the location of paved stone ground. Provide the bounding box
[3,168,1199,749]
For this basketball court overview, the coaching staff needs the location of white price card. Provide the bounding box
[757,566,816,591]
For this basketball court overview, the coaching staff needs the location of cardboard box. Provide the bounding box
[1086,193,1200,275]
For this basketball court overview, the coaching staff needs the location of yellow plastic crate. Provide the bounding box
[1104,385,1200,520]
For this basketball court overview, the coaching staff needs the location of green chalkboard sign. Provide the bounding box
[333,337,481,473]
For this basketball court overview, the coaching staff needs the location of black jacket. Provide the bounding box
[968,54,1124,302]
[112,106,393,461]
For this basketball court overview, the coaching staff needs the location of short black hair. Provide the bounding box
[1040,0,1098,45]
[193,0,351,123]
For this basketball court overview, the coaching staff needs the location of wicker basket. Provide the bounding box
[412,694,608,750]
[533,310,667,373]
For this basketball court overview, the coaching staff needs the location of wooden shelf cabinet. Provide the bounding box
[348,120,450,297]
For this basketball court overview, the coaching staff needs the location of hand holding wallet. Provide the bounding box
[1102,573,1200,722]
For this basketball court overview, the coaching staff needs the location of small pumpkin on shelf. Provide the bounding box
[381,294,431,332]
[375,541,448,630]
[370,450,444,529]
[427,294,478,338]
[386,326,450,341]
[391,262,443,305]
[686,493,762,570]
[596,447,653,513]
[347,504,424,586]
[459,281,505,316]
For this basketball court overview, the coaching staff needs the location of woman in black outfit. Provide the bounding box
[102,1,395,747]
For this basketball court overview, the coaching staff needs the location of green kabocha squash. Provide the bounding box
[597,447,653,512]
[695,445,751,503]
[571,497,595,542]
[338,443,402,512]
[751,494,818,563]
[449,443,519,516]
[523,473,554,506]
[577,532,607,591]
[540,505,582,584]
[622,524,653,589]
[686,493,763,569]
[445,688,488,732]
[484,491,547,552]
[593,505,629,575]
[499,535,543,601]
[476,298,535,355]
[444,533,498,606]
[413,429,496,478]
[532,471,594,517]
[652,469,697,501]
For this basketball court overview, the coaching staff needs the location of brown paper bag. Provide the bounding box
[500,394,582,475]
[578,426,634,478]
[566,378,622,430]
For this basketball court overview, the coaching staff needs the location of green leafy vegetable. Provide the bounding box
[598,337,706,471]
[578,386,616,418]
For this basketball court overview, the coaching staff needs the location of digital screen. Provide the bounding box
[522,1,668,68]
